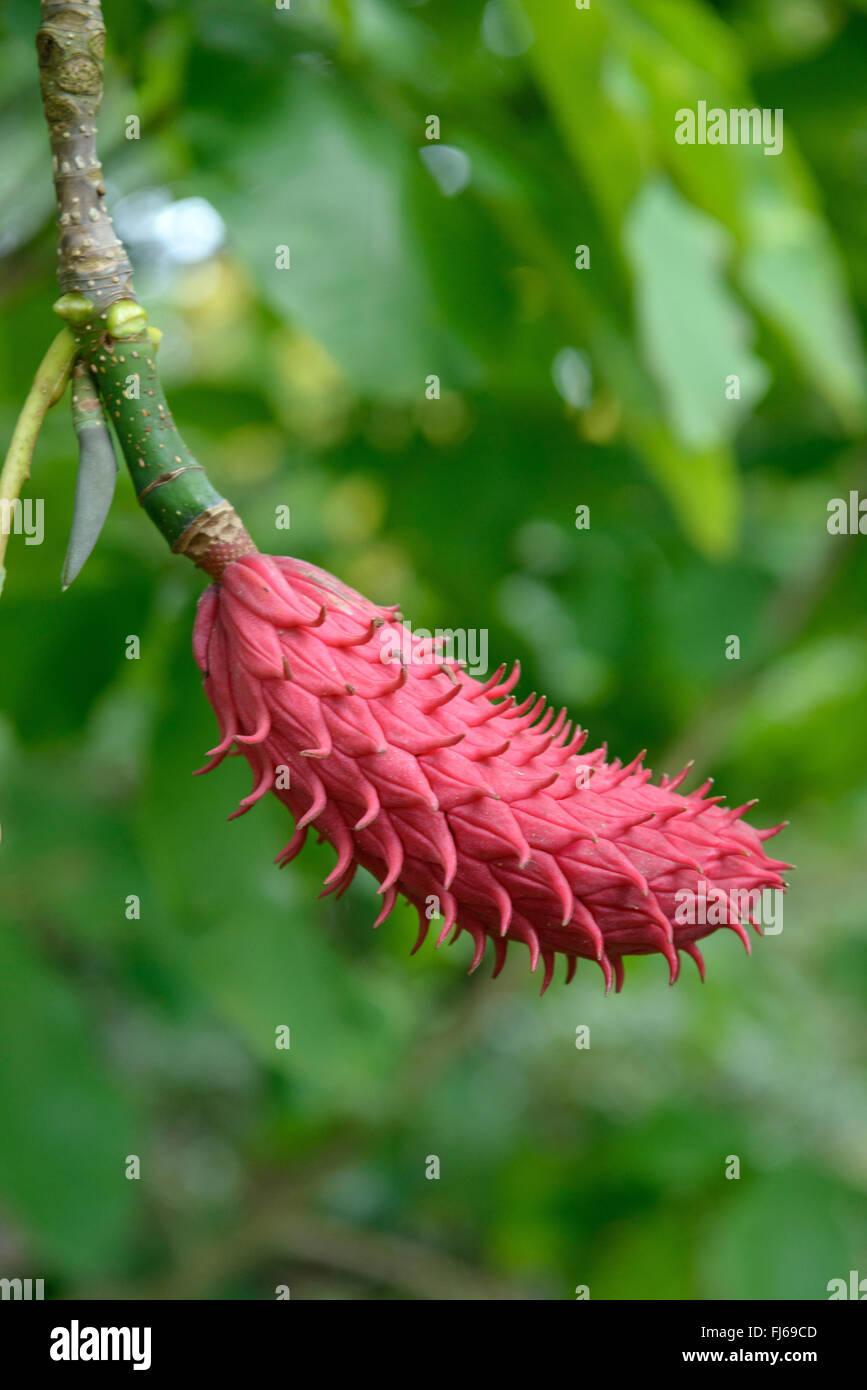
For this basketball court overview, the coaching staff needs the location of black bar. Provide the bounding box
[1,1298,862,1375]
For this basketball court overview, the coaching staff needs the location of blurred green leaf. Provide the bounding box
[741,204,867,432]
[0,925,135,1274]
[700,1170,850,1299]
[624,177,769,450]
[220,69,473,400]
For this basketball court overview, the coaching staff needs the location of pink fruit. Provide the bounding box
[192,551,789,993]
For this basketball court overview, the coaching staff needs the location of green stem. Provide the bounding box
[0,327,77,585]
[34,0,256,577]
[74,323,226,547]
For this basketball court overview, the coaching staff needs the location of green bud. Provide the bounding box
[146,325,163,349]
[106,300,148,339]
[53,293,95,326]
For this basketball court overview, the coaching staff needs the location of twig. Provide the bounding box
[75,1192,528,1301]
[0,327,76,587]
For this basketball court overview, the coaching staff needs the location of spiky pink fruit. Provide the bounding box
[192,552,789,993]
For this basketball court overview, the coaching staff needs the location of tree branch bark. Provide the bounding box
[36,0,136,309]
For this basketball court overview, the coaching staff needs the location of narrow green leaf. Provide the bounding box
[61,365,119,590]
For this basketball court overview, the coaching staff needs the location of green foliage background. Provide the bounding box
[0,0,865,1299]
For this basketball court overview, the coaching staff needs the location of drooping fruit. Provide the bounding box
[192,551,789,993]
